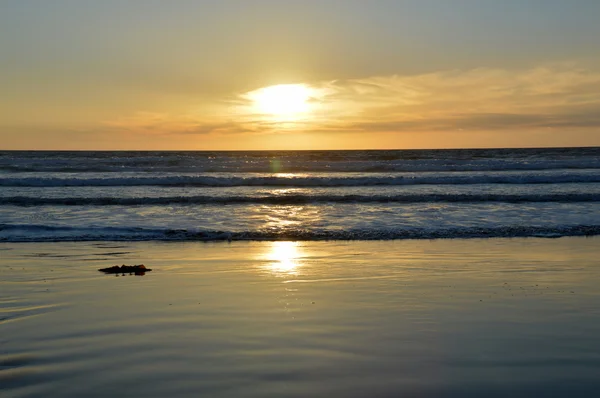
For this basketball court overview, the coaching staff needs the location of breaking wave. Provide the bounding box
[2,193,600,206]
[3,173,600,187]
[1,223,599,242]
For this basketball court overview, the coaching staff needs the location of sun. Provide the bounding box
[247,84,313,119]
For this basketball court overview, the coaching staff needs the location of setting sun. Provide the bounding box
[247,84,313,119]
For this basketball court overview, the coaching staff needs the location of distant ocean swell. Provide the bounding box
[2,224,599,242]
[4,163,600,173]
[2,193,600,206]
[3,173,600,187]
[2,148,600,173]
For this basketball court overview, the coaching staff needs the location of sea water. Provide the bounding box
[1,147,599,242]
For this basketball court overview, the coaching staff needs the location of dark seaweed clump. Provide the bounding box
[98,264,151,275]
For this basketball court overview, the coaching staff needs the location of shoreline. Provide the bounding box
[3,226,600,243]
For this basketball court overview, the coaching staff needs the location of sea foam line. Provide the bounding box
[2,173,600,187]
[1,224,599,242]
[0,193,600,206]
[1,193,600,206]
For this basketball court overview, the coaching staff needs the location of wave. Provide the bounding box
[4,163,600,174]
[2,148,600,173]
[2,193,600,206]
[1,223,599,242]
[3,173,600,187]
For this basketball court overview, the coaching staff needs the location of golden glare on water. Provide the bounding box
[247,84,314,120]
[266,241,302,274]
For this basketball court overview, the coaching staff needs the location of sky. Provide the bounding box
[2,0,600,150]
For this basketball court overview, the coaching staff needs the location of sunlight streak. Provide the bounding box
[267,241,302,274]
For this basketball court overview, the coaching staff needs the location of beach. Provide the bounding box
[4,1,600,396]
[2,237,599,397]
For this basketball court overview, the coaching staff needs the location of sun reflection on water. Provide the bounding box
[266,241,302,275]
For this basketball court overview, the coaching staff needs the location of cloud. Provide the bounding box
[103,112,256,136]
[104,64,600,137]
[304,64,600,133]
[349,109,600,134]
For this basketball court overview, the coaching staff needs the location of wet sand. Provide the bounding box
[1,238,600,397]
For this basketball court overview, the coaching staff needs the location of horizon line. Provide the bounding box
[1,145,599,152]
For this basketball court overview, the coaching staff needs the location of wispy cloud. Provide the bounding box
[104,64,600,137]
[104,112,255,135]
[313,64,600,133]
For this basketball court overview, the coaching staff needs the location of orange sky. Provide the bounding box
[2,1,600,150]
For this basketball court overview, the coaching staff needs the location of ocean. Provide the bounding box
[1,147,600,242]
[3,149,600,397]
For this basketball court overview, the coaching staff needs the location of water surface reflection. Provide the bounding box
[263,241,304,275]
